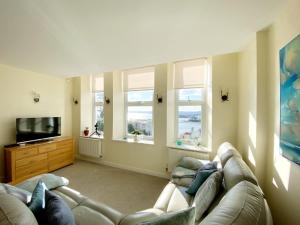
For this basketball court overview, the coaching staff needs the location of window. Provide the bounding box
[174,59,207,145]
[123,67,155,140]
[93,74,104,135]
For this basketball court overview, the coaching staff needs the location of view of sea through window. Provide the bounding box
[127,90,153,137]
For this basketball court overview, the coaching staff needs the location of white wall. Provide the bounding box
[0,64,72,180]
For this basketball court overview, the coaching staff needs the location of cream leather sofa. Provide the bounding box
[2,142,272,225]
[48,142,273,225]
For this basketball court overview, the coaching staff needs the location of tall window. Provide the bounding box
[123,67,155,139]
[93,74,104,134]
[174,59,207,145]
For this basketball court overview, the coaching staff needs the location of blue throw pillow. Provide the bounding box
[27,180,47,223]
[45,190,76,225]
[186,169,217,195]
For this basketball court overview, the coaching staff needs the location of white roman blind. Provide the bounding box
[93,74,104,92]
[174,59,207,89]
[123,67,155,91]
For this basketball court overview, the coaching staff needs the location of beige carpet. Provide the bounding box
[53,160,168,215]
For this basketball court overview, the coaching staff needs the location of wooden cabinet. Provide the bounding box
[5,137,74,184]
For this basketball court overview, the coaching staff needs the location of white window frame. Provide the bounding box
[174,88,207,145]
[124,90,154,140]
[92,91,104,134]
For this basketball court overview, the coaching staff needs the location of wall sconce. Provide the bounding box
[157,94,163,103]
[221,90,229,102]
[73,98,79,105]
[105,96,110,104]
[33,91,40,103]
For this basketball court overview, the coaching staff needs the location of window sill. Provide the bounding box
[167,143,210,153]
[80,135,104,140]
[113,138,154,145]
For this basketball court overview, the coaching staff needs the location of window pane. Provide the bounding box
[178,88,204,101]
[178,106,201,140]
[127,106,153,136]
[95,105,104,132]
[127,90,153,102]
[95,92,104,103]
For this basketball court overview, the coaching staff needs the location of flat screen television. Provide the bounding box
[16,117,61,143]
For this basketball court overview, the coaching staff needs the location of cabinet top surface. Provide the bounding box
[4,137,73,151]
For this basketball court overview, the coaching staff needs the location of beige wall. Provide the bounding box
[237,0,300,224]
[237,33,269,186]
[264,0,300,224]
[0,64,73,180]
[212,53,238,155]
[73,56,239,177]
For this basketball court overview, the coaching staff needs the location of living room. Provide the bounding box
[0,0,299,225]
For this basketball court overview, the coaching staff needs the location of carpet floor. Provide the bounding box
[53,160,168,214]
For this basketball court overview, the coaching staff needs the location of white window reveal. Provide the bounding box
[174,59,207,146]
[123,67,155,140]
[92,74,104,136]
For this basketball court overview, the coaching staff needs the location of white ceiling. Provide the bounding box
[0,0,285,76]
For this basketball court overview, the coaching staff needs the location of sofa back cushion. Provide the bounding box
[199,181,269,225]
[192,171,223,222]
[216,142,241,168]
[223,157,258,190]
[0,193,38,225]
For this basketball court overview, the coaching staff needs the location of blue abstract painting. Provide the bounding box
[280,34,300,165]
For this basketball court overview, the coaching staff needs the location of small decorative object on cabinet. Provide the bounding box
[4,137,74,184]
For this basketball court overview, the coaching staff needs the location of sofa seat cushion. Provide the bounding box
[199,181,267,225]
[154,182,192,213]
[73,205,116,225]
[52,186,87,209]
[135,207,195,225]
[223,157,258,190]
[119,208,164,225]
[53,186,123,225]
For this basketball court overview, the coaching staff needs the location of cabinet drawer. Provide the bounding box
[39,143,57,153]
[15,148,38,160]
[57,140,73,149]
[48,151,73,171]
[16,153,47,168]
[15,159,48,180]
[48,148,72,158]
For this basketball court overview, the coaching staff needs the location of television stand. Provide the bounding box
[4,137,74,184]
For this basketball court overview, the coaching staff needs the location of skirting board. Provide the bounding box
[76,154,169,179]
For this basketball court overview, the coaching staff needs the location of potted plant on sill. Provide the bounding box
[131,130,142,142]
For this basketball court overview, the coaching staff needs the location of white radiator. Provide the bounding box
[167,147,210,172]
[79,137,102,158]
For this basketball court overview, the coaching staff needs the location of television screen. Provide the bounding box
[16,117,61,143]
